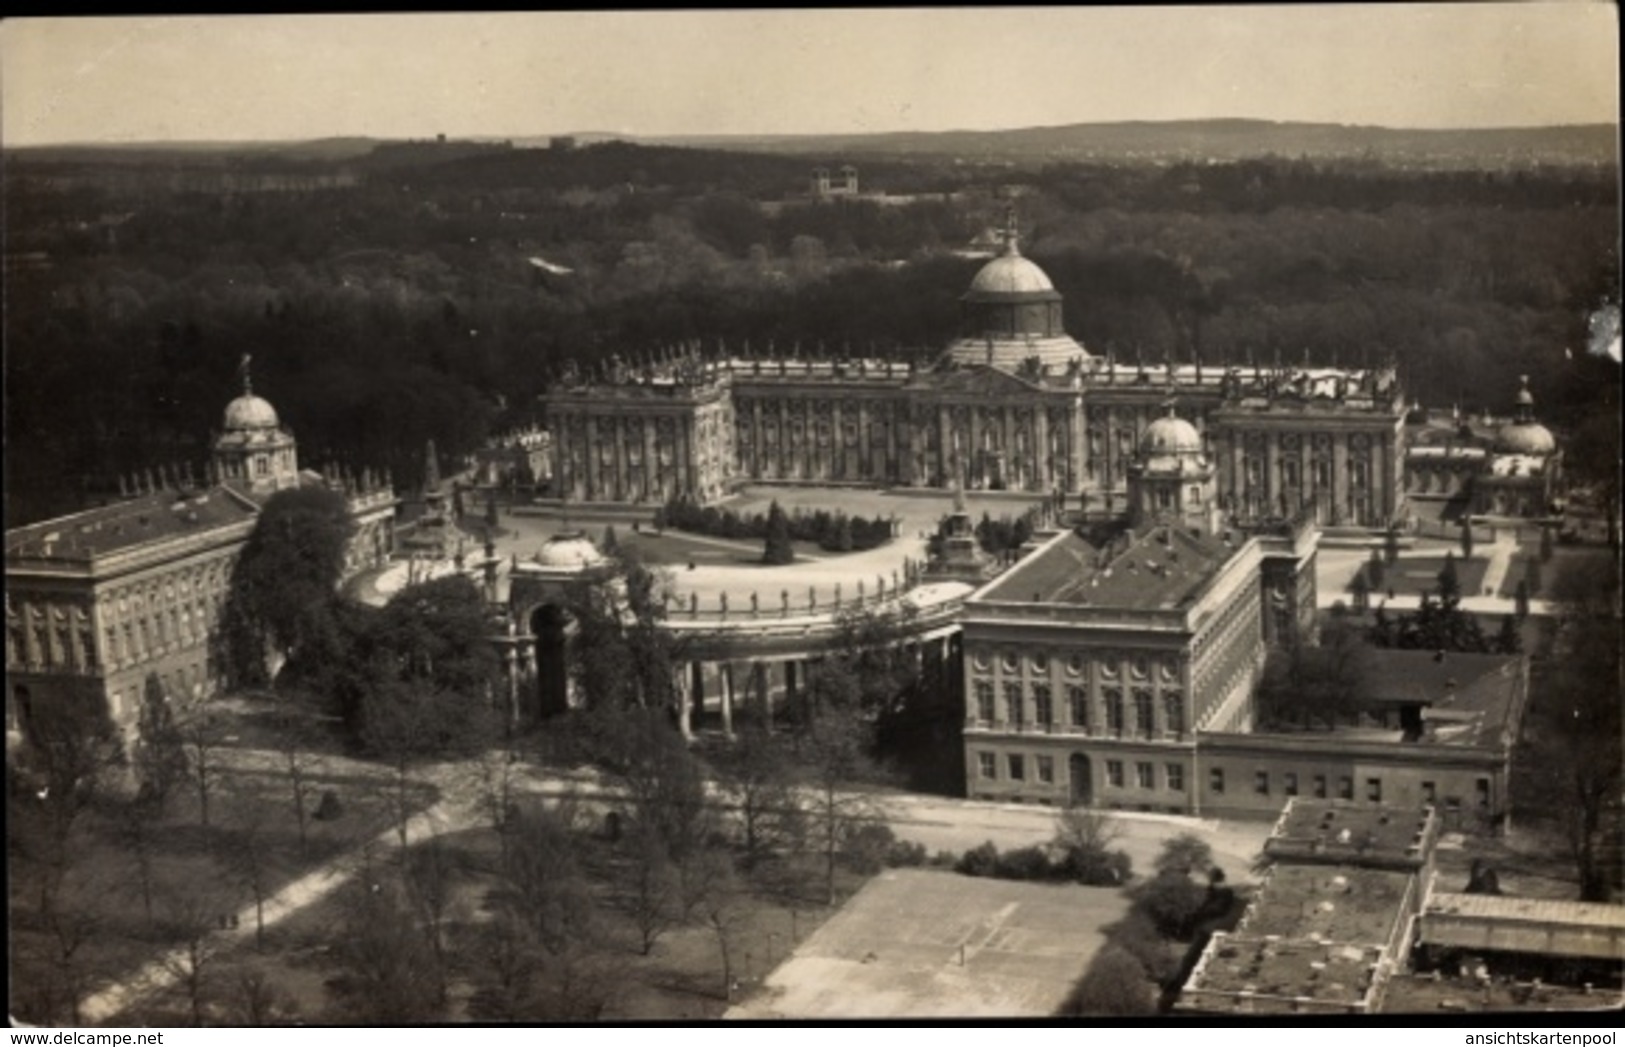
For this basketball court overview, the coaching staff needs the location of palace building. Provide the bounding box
[5,366,397,744]
[546,210,1410,531]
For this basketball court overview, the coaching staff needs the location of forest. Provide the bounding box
[5,139,1618,528]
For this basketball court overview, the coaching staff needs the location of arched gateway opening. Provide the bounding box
[530,603,570,720]
[1069,753,1093,807]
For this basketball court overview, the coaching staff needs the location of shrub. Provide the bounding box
[1060,845,1134,886]
[841,822,898,875]
[994,845,1055,881]
[955,841,1001,878]
[885,839,929,868]
[929,849,959,868]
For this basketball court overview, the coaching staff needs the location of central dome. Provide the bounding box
[223,393,280,431]
[967,252,1056,297]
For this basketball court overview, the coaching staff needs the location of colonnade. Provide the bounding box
[495,614,961,740]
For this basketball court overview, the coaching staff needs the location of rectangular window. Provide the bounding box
[1284,772,1299,797]
[1166,763,1185,792]
[1033,685,1053,729]
[1105,689,1124,737]
[1422,781,1437,804]
[1338,776,1354,800]
[1136,762,1154,789]
[975,681,995,723]
[1134,690,1155,739]
[1367,778,1382,802]
[1004,682,1025,729]
[1210,768,1225,794]
[1106,760,1125,788]
[1313,774,1328,799]
[978,752,997,779]
[1069,686,1090,733]
[1037,756,1054,784]
[1475,778,1491,808]
[1255,771,1270,796]
[1163,693,1184,737]
[1008,754,1026,781]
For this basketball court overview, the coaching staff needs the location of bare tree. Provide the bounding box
[157,887,225,1026]
[112,795,163,924]
[403,836,455,1002]
[697,856,746,1001]
[224,959,295,1025]
[221,821,277,951]
[621,818,679,955]
[715,723,802,869]
[797,682,879,905]
[271,710,319,860]
[182,712,225,829]
[327,866,443,1024]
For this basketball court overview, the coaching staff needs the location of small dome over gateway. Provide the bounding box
[534,531,606,570]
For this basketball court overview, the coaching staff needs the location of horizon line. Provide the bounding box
[7,117,1619,151]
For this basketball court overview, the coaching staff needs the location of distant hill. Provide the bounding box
[634,119,1620,168]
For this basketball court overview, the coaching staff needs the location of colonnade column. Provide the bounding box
[720,661,735,739]
[674,661,694,740]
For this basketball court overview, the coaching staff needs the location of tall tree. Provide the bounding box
[216,486,354,687]
[1530,560,1622,900]
[1257,618,1373,729]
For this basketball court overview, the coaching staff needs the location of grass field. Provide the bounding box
[730,868,1131,1019]
[1352,555,1489,598]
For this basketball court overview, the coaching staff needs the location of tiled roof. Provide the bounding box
[977,525,1238,610]
[5,485,258,563]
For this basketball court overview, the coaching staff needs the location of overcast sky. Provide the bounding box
[2,6,1617,146]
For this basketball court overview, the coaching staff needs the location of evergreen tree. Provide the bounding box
[832,514,854,553]
[1367,548,1386,590]
[1438,551,1460,603]
[1384,525,1401,565]
[1514,578,1531,619]
[761,500,794,565]
[486,490,499,529]
[1461,521,1474,560]
[602,526,620,557]
[1539,525,1554,562]
[1495,614,1522,655]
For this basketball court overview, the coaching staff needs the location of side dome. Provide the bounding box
[1493,422,1556,457]
[1493,375,1556,456]
[1141,413,1203,455]
[223,393,280,431]
[535,531,606,570]
[966,253,1056,298]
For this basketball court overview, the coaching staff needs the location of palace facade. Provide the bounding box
[5,369,396,743]
[546,217,1410,531]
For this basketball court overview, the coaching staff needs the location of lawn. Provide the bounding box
[1496,547,1615,599]
[107,804,872,1024]
[1351,555,1489,598]
[7,713,438,1027]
